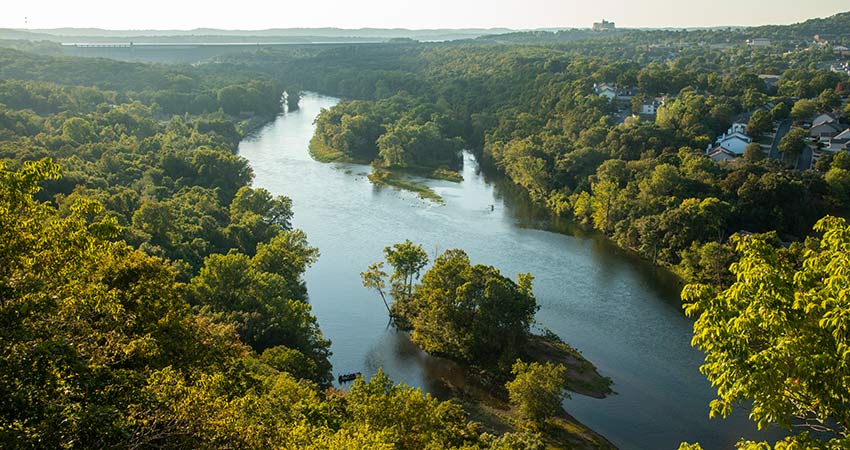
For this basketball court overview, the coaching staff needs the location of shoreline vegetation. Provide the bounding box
[367,167,445,202]
[5,9,850,446]
[309,133,464,202]
[308,134,360,163]
[362,242,614,449]
[434,337,616,450]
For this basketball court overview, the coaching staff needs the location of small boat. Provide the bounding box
[338,372,362,383]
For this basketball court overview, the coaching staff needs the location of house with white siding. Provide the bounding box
[639,97,666,115]
[714,123,751,154]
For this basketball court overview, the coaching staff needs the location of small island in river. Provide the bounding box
[361,241,614,449]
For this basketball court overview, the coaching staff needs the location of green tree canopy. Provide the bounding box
[682,217,850,448]
[506,360,569,423]
[790,99,817,120]
[403,248,538,367]
[746,110,773,137]
[777,127,808,162]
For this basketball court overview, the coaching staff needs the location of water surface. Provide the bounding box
[238,93,782,450]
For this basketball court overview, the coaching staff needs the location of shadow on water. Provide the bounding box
[239,93,788,450]
[481,162,685,308]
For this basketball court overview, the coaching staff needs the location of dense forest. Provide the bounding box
[0,49,562,448]
[1,9,849,450]
[206,17,850,285]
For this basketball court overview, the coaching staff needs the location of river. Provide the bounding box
[237,93,783,450]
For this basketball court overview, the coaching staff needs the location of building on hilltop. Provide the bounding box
[746,38,771,47]
[593,19,616,31]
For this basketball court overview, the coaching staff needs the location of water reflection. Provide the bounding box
[238,93,785,450]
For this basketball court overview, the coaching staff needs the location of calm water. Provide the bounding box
[238,93,782,450]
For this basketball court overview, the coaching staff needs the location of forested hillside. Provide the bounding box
[0,48,556,448]
[2,10,849,450]
[208,19,850,285]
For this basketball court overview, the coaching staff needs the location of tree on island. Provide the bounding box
[363,244,537,368]
[680,217,850,449]
[506,360,569,424]
[286,86,302,112]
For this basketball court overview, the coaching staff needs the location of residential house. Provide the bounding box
[707,122,752,161]
[831,63,850,76]
[812,113,838,125]
[810,113,848,141]
[640,97,666,115]
[707,147,738,162]
[593,83,635,102]
[825,129,850,152]
[593,82,618,101]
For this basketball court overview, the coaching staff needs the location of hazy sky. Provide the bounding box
[3,0,848,30]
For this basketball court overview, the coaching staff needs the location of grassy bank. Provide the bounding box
[368,168,444,203]
[308,135,355,163]
[429,332,614,450]
[522,332,613,398]
[428,167,464,182]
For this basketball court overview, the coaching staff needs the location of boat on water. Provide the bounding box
[338,372,362,383]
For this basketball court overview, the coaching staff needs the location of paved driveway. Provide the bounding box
[769,119,792,160]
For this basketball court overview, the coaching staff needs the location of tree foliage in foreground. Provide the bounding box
[681,217,850,448]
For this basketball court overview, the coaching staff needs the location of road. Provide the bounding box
[797,145,813,170]
[769,119,792,160]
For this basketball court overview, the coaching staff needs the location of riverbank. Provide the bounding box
[367,167,444,202]
[238,113,278,136]
[240,93,774,449]
[430,333,615,450]
[308,134,360,163]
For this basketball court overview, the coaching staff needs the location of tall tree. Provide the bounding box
[682,217,850,448]
[383,240,429,302]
